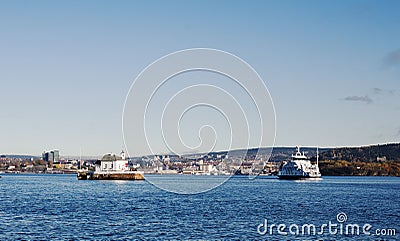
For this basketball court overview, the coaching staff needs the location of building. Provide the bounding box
[198,160,213,173]
[42,150,59,163]
[95,150,129,172]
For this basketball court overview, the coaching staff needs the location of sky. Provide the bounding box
[0,0,399,156]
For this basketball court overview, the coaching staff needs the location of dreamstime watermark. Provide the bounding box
[257,212,397,238]
[123,48,276,194]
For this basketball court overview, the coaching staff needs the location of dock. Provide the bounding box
[77,171,145,180]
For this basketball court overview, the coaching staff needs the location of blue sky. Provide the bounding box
[0,0,399,156]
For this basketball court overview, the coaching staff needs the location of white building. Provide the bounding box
[95,151,129,172]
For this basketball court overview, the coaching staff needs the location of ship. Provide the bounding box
[77,150,144,181]
[277,146,321,179]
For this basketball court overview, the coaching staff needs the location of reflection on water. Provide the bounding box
[292,177,324,183]
[108,180,129,185]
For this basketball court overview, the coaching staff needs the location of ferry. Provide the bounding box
[277,146,321,179]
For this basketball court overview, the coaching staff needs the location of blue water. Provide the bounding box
[0,174,399,240]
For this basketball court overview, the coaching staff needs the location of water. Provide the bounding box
[0,174,399,240]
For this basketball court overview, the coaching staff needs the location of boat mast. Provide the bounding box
[316,147,319,166]
[79,147,82,170]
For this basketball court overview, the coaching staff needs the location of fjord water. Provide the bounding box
[0,175,399,240]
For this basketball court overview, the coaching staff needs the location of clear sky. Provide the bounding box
[0,0,399,156]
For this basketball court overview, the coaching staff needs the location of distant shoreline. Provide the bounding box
[1,172,399,177]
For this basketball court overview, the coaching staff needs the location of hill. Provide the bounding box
[318,143,400,162]
[316,143,400,176]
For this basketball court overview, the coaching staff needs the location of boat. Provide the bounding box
[277,146,321,179]
[77,150,144,181]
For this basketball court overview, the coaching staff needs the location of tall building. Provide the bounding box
[42,150,60,163]
[54,150,59,163]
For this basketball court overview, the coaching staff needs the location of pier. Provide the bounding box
[77,171,144,180]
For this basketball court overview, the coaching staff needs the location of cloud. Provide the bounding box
[372,87,398,96]
[373,88,383,94]
[343,95,373,104]
[397,128,400,137]
[384,49,400,67]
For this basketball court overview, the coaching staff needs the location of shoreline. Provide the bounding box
[1,172,399,177]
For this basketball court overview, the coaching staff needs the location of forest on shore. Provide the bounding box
[314,143,400,176]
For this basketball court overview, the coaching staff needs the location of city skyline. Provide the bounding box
[1,1,400,156]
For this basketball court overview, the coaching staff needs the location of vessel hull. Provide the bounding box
[277,175,321,180]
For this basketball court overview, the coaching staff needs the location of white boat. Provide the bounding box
[278,146,321,179]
